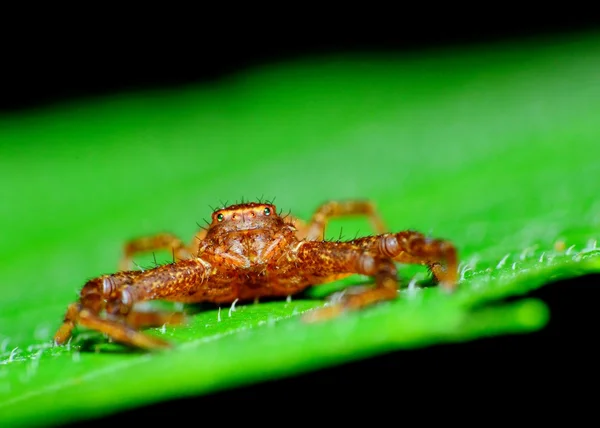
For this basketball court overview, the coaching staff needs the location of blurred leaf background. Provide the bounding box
[1,27,600,426]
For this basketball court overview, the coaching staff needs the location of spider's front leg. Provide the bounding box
[54,258,209,350]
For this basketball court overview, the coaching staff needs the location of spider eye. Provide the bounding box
[264,207,271,216]
[217,213,224,222]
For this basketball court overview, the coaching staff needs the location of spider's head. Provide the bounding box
[209,202,279,231]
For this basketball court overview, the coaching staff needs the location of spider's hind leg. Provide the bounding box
[119,229,208,271]
[120,232,191,271]
[296,241,399,322]
[125,307,186,329]
[301,200,388,241]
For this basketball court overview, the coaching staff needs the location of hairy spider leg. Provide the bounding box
[343,231,458,288]
[293,240,399,321]
[119,230,208,271]
[299,200,388,241]
[53,270,172,348]
[298,200,456,287]
[284,215,307,236]
[301,230,457,322]
[54,258,211,349]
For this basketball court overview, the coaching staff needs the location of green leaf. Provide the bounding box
[1,32,599,426]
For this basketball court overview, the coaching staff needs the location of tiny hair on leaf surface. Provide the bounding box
[1,31,600,427]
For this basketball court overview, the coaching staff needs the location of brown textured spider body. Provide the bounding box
[54,200,458,349]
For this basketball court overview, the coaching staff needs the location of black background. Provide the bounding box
[3,16,600,112]
[4,15,599,425]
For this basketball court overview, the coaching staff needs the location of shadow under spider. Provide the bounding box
[73,334,148,354]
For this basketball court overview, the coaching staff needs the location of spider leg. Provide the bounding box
[118,228,210,272]
[286,215,308,238]
[301,200,387,241]
[79,305,173,349]
[346,231,458,288]
[119,232,191,271]
[292,241,399,321]
[54,258,210,350]
[124,309,186,329]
